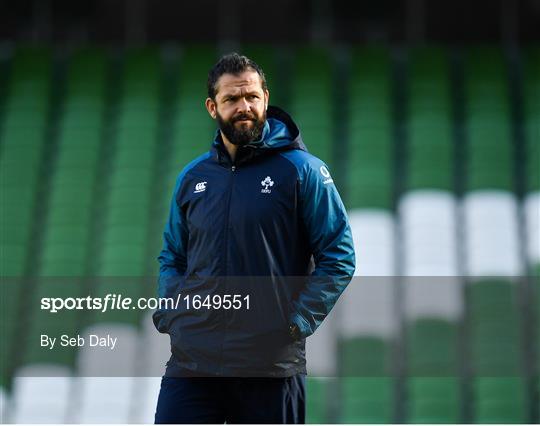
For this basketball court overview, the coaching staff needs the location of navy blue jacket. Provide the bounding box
[153,106,355,377]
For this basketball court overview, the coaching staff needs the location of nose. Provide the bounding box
[236,97,251,114]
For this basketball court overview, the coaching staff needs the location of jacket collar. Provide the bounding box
[211,106,306,167]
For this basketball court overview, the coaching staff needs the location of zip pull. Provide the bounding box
[231,165,236,172]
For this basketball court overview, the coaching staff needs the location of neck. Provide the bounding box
[221,132,239,163]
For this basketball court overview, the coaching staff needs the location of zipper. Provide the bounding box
[223,164,236,273]
[218,163,236,375]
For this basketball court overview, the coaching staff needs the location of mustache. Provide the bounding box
[232,114,256,122]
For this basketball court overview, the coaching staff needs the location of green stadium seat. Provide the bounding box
[406,47,454,191]
[290,47,333,164]
[473,377,528,423]
[341,377,393,423]
[42,224,91,245]
[60,109,104,128]
[468,279,522,375]
[115,127,158,150]
[40,261,87,277]
[114,149,155,169]
[1,145,45,169]
[48,185,93,207]
[0,245,28,276]
[305,377,328,423]
[408,399,460,423]
[46,205,92,226]
[97,261,146,278]
[348,47,393,210]
[0,210,34,236]
[0,165,39,188]
[340,336,390,376]
[107,187,152,206]
[464,47,513,192]
[524,48,540,193]
[54,156,99,174]
[108,168,154,189]
[0,223,33,246]
[0,126,45,150]
[41,244,88,264]
[105,204,151,227]
[116,108,160,130]
[56,126,102,147]
[102,241,146,263]
[406,377,461,423]
[50,168,96,188]
[407,318,459,375]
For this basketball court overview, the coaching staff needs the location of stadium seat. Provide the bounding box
[473,377,528,423]
[304,377,329,423]
[406,47,453,192]
[407,319,459,375]
[133,311,171,423]
[306,307,338,377]
[464,191,521,277]
[75,377,136,423]
[74,324,139,423]
[341,377,394,423]
[348,47,393,210]
[400,191,458,277]
[290,47,333,165]
[11,366,72,423]
[407,377,461,423]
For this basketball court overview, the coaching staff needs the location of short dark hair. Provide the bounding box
[207,52,267,100]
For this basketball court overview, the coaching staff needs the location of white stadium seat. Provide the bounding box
[74,323,138,423]
[348,209,395,277]
[0,386,8,423]
[400,190,458,276]
[343,209,397,339]
[11,365,72,423]
[131,311,170,423]
[464,191,522,276]
[306,307,338,376]
[524,192,540,265]
[399,191,462,321]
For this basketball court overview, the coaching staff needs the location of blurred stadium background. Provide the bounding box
[0,0,539,423]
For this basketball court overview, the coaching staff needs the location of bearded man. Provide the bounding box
[153,52,355,424]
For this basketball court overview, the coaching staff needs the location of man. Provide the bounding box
[153,52,355,424]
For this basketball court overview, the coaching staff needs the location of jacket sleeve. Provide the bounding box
[289,159,356,339]
[152,173,189,333]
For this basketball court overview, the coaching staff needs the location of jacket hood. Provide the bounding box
[211,106,307,166]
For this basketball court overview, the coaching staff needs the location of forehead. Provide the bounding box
[215,71,263,97]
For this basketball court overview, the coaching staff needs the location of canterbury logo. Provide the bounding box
[261,176,274,193]
[194,181,207,193]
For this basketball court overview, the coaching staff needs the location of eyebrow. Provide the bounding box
[221,91,261,101]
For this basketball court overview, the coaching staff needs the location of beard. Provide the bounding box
[216,109,266,146]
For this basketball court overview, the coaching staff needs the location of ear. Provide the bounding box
[264,89,270,110]
[205,98,217,119]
